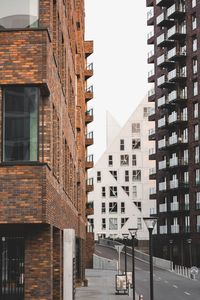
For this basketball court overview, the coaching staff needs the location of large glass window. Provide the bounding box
[0,0,39,29]
[3,86,38,162]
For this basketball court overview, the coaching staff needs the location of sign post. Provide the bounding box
[114,245,124,274]
[190,266,199,280]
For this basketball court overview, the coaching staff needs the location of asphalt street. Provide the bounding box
[95,244,200,300]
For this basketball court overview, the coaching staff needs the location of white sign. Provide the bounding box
[190,266,199,276]
[114,245,124,253]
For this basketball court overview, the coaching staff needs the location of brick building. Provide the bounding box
[0,0,93,299]
[146,0,200,267]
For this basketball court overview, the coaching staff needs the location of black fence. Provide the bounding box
[0,236,24,300]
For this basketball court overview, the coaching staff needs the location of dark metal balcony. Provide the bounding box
[147,50,155,64]
[157,53,175,69]
[167,46,186,62]
[148,88,156,102]
[85,132,94,146]
[148,69,155,83]
[168,68,187,83]
[166,90,187,106]
[157,33,175,48]
[156,11,174,28]
[86,178,94,193]
[85,108,94,124]
[167,25,186,41]
[147,30,155,45]
[168,112,188,128]
[149,168,156,180]
[157,74,175,89]
[85,85,94,102]
[86,154,94,169]
[148,108,156,121]
[148,128,156,140]
[156,0,175,7]
[167,3,186,20]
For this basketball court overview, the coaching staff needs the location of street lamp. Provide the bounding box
[169,239,173,271]
[143,217,158,300]
[128,228,138,300]
[122,233,129,288]
[187,238,192,268]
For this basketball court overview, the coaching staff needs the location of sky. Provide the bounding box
[85,0,151,162]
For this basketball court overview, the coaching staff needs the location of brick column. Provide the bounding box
[24,224,53,300]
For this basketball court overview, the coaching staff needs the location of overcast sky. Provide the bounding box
[85,0,151,162]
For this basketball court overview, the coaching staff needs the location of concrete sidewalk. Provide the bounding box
[76,269,139,300]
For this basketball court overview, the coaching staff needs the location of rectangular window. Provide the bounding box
[192,14,197,30]
[137,217,142,230]
[192,0,196,7]
[194,102,198,118]
[196,169,200,185]
[143,107,150,118]
[125,170,129,182]
[120,154,129,166]
[102,187,106,197]
[109,218,118,230]
[132,186,137,199]
[109,202,118,213]
[3,86,38,162]
[197,215,200,232]
[132,138,141,149]
[121,218,128,228]
[102,218,106,230]
[132,123,140,134]
[195,146,199,164]
[97,171,101,182]
[101,202,106,214]
[110,170,117,180]
[194,124,199,141]
[108,155,113,166]
[0,0,39,29]
[132,154,137,166]
[122,186,129,196]
[121,202,125,213]
[184,194,189,210]
[193,58,198,74]
[132,170,141,181]
[120,139,125,151]
[196,192,200,209]
[134,201,142,211]
[193,37,197,52]
[109,186,117,197]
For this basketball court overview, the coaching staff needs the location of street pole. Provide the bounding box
[187,239,192,268]
[149,228,154,300]
[122,233,129,288]
[169,239,173,271]
[128,228,138,300]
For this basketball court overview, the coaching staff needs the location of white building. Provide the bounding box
[88,97,156,242]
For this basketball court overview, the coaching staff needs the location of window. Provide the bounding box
[109,202,118,213]
[121,218,128,228]
[121,202,125,213]
[197,215,200,232]
[132,186,137,199]
[195,146,199,164]
[109,186,117,197]
[3,86,38,162]
[0,0,39,29]
[194,102,198,118]
[121,186,129,196]
[120,139,125,151]
[184,149,188,164]
[102,218,106,230]
[193,81,198,96]
[102,187,106,197]
[143,107,150,118]
[125,170,129,182]
[110,170,117,180]
[192,0,196,8]
[120,154,129,166]
[194,124,199,141]
[132,170,141,181]
[193,58,198,74]
[192,14,197,30]
[132,138,141,149]
[196,192,200,209]
[101,202,106,214]
[137,218,142,230]
[184,194,189,210]
[97,171,101,183]
[108,155,113,166]
[134,201,142,211]
[192,37,197,52]
[109,218,118,230]
[132,154,137,166]
[132,123,140,134]
[185,216,190,233]
[184,171,189,184]
[195,169,200,185]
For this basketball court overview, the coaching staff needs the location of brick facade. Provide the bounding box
[0,0,93,299]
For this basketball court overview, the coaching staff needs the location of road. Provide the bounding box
[95,244,200,300]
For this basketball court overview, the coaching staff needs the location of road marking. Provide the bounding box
[96,250,102,254]
[173,285,178,289]
[184,292,191,296]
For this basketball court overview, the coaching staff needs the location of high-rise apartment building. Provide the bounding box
[147,0,200,267]
[0,0,93,299]
[88,98,156,246]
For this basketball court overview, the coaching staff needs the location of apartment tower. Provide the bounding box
[0,0,93,299]
[147,0,200,267]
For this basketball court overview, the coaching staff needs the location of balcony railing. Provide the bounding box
[170,202,179,211]
[169,134,178,145]
[171,225,179,234]
[159,181,167,191]
[149,168,156,176]
[148,87,155,97]
[157,75,166,87]
[160,225,168,234]
[169,157,178,167]
[158,138,166,149]
[149,128,155,136]
[147,8,154,20]
[149,187,156,195]
[167,3,186,19]
[167,25,186,39]
[147,30,154,41]
[170,179,178,189]
[158,116,166,128]
[168,68,187,81]
[148,49,154,59]
[149,148,156,155]
[167,46,186,60]
[168,112,187,124]
[158,96,166,107]
[159,203,167,212]
[149,107,155,116]
[158,160,167,170]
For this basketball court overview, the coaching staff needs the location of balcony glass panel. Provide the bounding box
[168,90,177,102]
[158,160,166,170]
[169,134,177,145]
[149,148,156,155]
[170,179,178,189]
[159,181,166,191]
[160,225,167,234]
[159,203,167,212]
[157,54,165,66]
[171,225,179,234]
[158,138,166,149]
[157,75,165,86]
[170,202,179,211]
[149,187,156,195]
[168,112,177,124]
[169,157,178,167]
[148,49,154,58]
[148,88,155,97]
[156,12,164,25]
[149,168,156,176]
[158,96,166,107]
[157,33,165,45]
[149,128,155,136]
[158,116,166,128]
[147,9,154,20]
[0,0,39,29]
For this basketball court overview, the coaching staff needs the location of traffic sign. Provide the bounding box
[190,266,199,276]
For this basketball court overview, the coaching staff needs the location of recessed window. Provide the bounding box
[125,170,129,182]
[192,0,196,8]
[132,123,140,134]
[102,187,106,197]
[194,124,199,141]
[3,86,39,162]
[120,139,125,151]
[101,202,106,214]
[132,170,141,182]
[195,169,200,185]
[195,146,199,164]
[108,155,113,166]
[137,218,142,230]
[132,154,137,166]
[192,37,197,52]
[132,186,137,199]
[0,0,39,29]
[109,218,118,230]
[193,81,198,96]
[102,218,106,230]
[110,170,117,180]
[109,202,118,213]
[134,201,142,211]
[109,186,118,197]
[121,218,128,228]
[132,138,141,149]
[194,102,198,118]
[121,186,129,196]
[192,14,197,30]
[193,58,198,74]
[97,171,101,182]
[120,154,129,166]
[121,202,125,213]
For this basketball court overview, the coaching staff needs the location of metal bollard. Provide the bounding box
[139,295,144,300]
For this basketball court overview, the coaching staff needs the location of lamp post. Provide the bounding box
[187,238,192,268]
[169,239,173,271]
[122,233,129,288]
[128,228,138,300]
[143,217,158,300]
